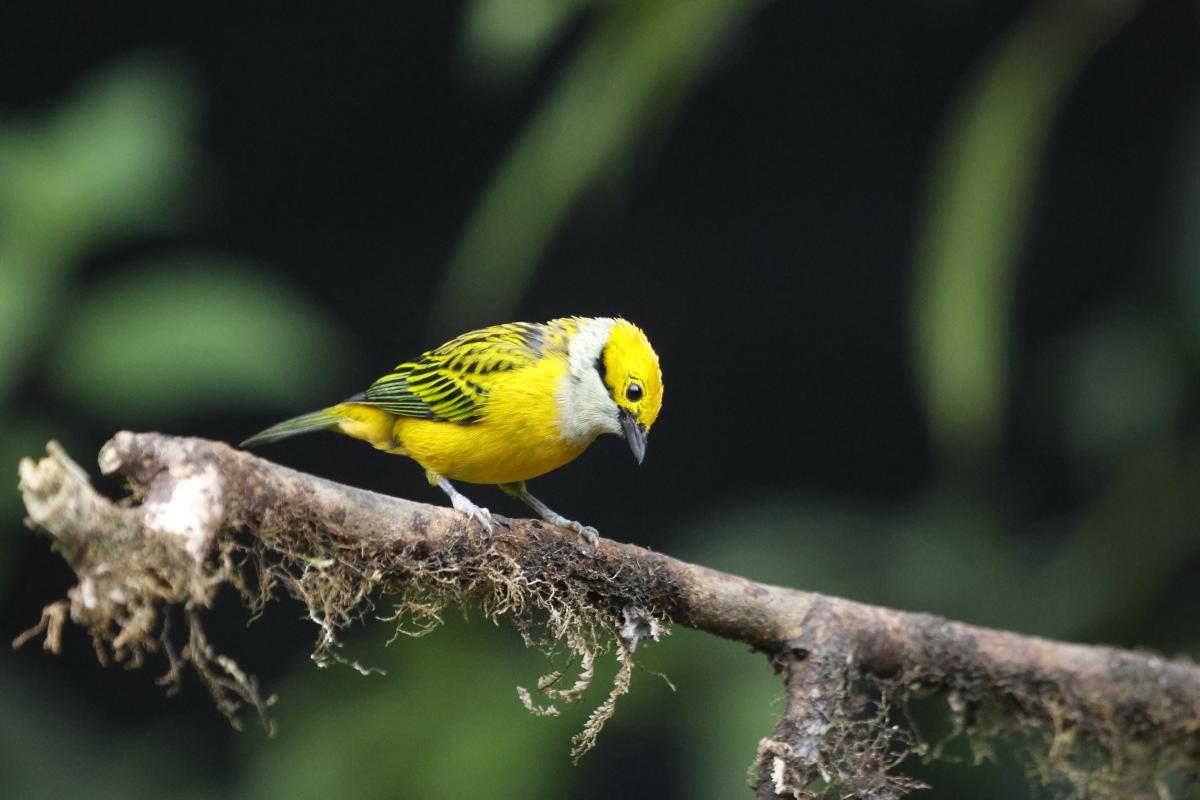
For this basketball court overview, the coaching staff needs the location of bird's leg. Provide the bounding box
[430,472,493,535]
[499,481,600,549]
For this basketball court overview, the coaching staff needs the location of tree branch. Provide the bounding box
[15,432,1200,797]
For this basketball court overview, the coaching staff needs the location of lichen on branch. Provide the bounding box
[16,434,668,759]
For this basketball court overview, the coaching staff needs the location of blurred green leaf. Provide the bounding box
[668,627,781,800]
[47,259,354,425]
[461,0,587,85]
[911,0,1134,462]
[883,488,1032,631]
[0,656,216,800]
[233,619,571,800]
[0,55,196,251]
[1055,312,1187,464]
[433,0,749,335]
[1036,439,1200,641]
[0,249,63,404]
[0,55,197,403]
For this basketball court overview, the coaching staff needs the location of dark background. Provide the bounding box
[2,1,1199,797]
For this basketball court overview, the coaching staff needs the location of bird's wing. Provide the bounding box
[357,321,564,422]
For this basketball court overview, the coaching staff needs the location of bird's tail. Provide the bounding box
[241,409,342,448]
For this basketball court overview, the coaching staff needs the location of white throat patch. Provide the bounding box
[555,318,621,446]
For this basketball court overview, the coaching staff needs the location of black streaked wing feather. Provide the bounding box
[357,321,561,422]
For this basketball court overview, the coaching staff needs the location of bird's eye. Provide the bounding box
[625,382,643,403]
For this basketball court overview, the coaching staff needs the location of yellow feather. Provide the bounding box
[391,355,586,484]
[328,403,401,452]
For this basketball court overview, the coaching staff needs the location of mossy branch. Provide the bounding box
[15,432,1200,798]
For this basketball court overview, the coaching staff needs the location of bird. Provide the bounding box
[241,317,663,546]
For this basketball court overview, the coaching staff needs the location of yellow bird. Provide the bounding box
[242,317,663,544]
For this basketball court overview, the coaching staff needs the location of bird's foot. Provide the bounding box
[497,482,598,552]
[574,524,601,552]
[451,494,494,536]
[546,514,600,552]
[436,475,494,537]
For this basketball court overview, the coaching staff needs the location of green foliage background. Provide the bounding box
[2,1,1198,797]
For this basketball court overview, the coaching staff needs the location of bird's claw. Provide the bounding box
[558,519,600,552]
[576,525,600,551]
[451,496,494,536]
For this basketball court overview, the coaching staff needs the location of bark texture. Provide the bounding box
[15,432,1200,797]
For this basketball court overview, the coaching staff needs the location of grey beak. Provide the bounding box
[619,409,648,464]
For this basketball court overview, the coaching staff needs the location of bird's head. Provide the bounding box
[599,319,663,463]
[557,317,663,462]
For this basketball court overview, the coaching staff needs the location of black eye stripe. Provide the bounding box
[594,346,609,390]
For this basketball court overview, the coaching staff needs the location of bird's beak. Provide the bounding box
[619,408,648,464]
